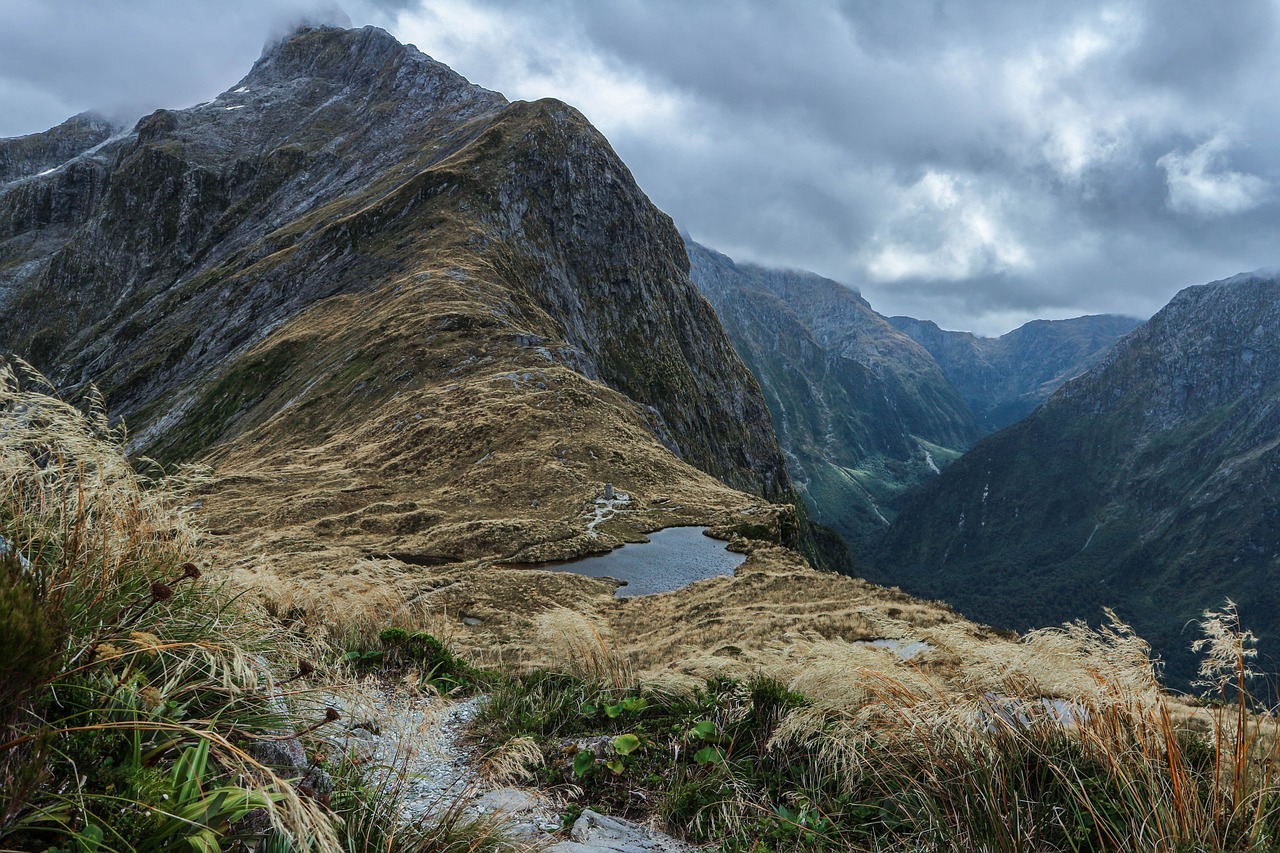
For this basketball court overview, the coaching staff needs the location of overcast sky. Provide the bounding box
[2,0,1277,334]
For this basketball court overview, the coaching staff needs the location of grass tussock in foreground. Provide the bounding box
[476,607,1280,852]
[0,362,521,853]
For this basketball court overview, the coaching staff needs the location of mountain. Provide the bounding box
[0,112,116,184]
[0,25,801,593]
[889,314,1143,431]
[686,239,1138,558]
[687,240,976,555]
[875,271,1280,685]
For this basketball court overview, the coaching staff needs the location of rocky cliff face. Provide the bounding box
[889,314,1142,431]
[0,112,117,184]
[0,25,793,589]
[876,271,1280,685]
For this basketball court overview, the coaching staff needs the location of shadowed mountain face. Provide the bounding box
[687,240,975,556]
[687,239,1138,559]
[0,25,795,582]
[888,314,1143,432]
[875,272,1280,686]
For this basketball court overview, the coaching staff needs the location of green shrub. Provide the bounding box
[342,626,485,694]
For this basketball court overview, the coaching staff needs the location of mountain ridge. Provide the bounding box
[0,24,801,614]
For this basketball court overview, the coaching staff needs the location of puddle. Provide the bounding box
[860,638,934,661]
[536,526,745,598]
[984,694,1087,729]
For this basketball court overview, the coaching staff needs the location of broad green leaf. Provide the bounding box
[78,824,104,853]
[613,733,642,755]
[605,759,625,775]
[689,720,717,740]
[573,750,595,778]
[693,745,724,765]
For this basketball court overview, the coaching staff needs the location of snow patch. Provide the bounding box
[924,449,940,474]
[233,86,250,94]
[224,105,246,111]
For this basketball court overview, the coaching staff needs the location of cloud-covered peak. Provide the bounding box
[2,0,1276,336]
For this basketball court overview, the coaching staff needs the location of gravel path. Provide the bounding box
[354,693,485,820]
[330,686,696,851]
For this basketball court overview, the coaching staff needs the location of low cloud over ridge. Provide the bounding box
[2,0,1277,334]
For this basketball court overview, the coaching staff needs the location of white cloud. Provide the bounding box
[863,170,1032,282]
[388,2,689,135]
[1158,134,1270,217]
[999,8,1145,180]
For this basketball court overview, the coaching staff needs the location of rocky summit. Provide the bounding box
[875,271,1280,685]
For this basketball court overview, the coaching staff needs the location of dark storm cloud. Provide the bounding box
[3,0,1276,333]
[390,0,1278,332]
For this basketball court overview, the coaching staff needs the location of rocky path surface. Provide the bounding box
[333,687,695,851]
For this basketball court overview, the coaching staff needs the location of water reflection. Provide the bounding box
[549,526,745,598]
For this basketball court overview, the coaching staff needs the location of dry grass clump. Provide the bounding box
[766,609,1280,851]
[479,735,545,785]
[534,606,634,691]
[0,360,345,850]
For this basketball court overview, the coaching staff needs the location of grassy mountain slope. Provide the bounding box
[0,26,802,609]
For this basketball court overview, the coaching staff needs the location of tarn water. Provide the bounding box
[549,526,745,597]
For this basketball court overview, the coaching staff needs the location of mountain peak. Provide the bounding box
[239,24,501,112]
[253,25,411,83]
[1212,267,1280,287]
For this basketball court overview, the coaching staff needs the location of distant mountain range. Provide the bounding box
[874,271,1280,686]
[888,313,1143,433]
[687,239,1139,557]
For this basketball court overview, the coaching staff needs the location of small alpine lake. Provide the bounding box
[521,526,746,597]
